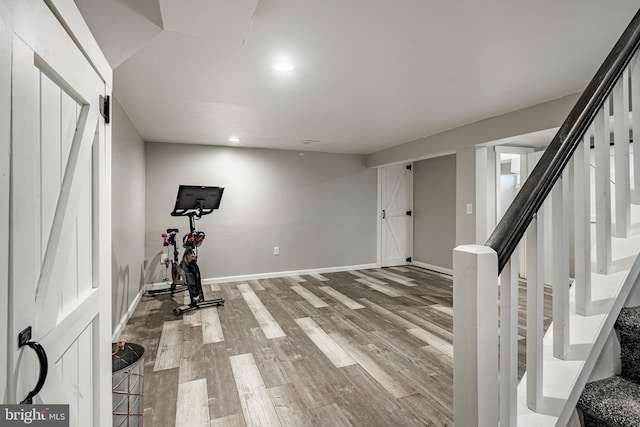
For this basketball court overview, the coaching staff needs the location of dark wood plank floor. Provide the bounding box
[119,266,551,427]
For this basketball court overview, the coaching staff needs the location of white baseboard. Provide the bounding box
[411,260,453,277]
[112,287,145,341]
[145,262,449,289]
[200,263,378,285]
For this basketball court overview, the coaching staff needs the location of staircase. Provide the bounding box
[452,9,640,427]
[577,306,640,426]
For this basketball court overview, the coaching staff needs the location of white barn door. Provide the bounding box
[379,164,413,267]
[6,1,112,425]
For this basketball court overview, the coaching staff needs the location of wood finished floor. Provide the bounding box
[120,266,552,427]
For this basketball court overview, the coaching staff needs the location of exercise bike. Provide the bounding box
[171,185,225,316]
[147,228,188,297]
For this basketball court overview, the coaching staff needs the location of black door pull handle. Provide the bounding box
[18,327,48,404]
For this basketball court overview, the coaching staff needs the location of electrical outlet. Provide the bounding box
[466,203,473,214]
[273,246,280,256]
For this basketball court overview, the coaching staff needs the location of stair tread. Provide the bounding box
[577,375,640,426]
[615,306,640,335]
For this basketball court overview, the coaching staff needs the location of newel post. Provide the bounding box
[453,245,499,427]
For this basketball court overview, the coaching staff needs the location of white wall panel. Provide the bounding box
[78,325,93,424]
[10,35,40,404]
[60,91,78,176]
[59,323,94,426]
[77,131,94,294]
[61,339,79,426]
[40,72,61,259]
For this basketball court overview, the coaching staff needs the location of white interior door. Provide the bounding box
[7,1,112,425]
[379,164,413,267]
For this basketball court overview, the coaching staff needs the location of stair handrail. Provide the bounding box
[486,8,640,273]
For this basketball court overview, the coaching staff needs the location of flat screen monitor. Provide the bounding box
[170,185,224,217]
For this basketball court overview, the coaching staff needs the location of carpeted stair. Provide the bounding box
[577,306,640,426]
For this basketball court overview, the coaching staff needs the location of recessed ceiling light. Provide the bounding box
[228,136,241,143]
[274,62,294,71]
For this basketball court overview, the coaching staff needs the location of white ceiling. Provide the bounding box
[75,0,640,155]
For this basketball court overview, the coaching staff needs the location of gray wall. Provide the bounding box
[413,155,456,270]
[112,98,146,332]
[145,143,377,281]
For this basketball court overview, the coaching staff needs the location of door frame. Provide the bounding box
[494,146,534,278]
[494,146,533,221]
[377,163,413,267]
[1,3,10,404]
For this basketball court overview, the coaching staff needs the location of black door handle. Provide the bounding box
[18,327,48,404]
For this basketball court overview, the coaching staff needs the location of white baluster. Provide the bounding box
[614,70,631,237]
[453,245,499,427]
[595,103,612,274]
[631,54,640,204]
[526,206,544,411]
[574,132,592,315]
[500,250,519,427]
[552,169,570,359]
